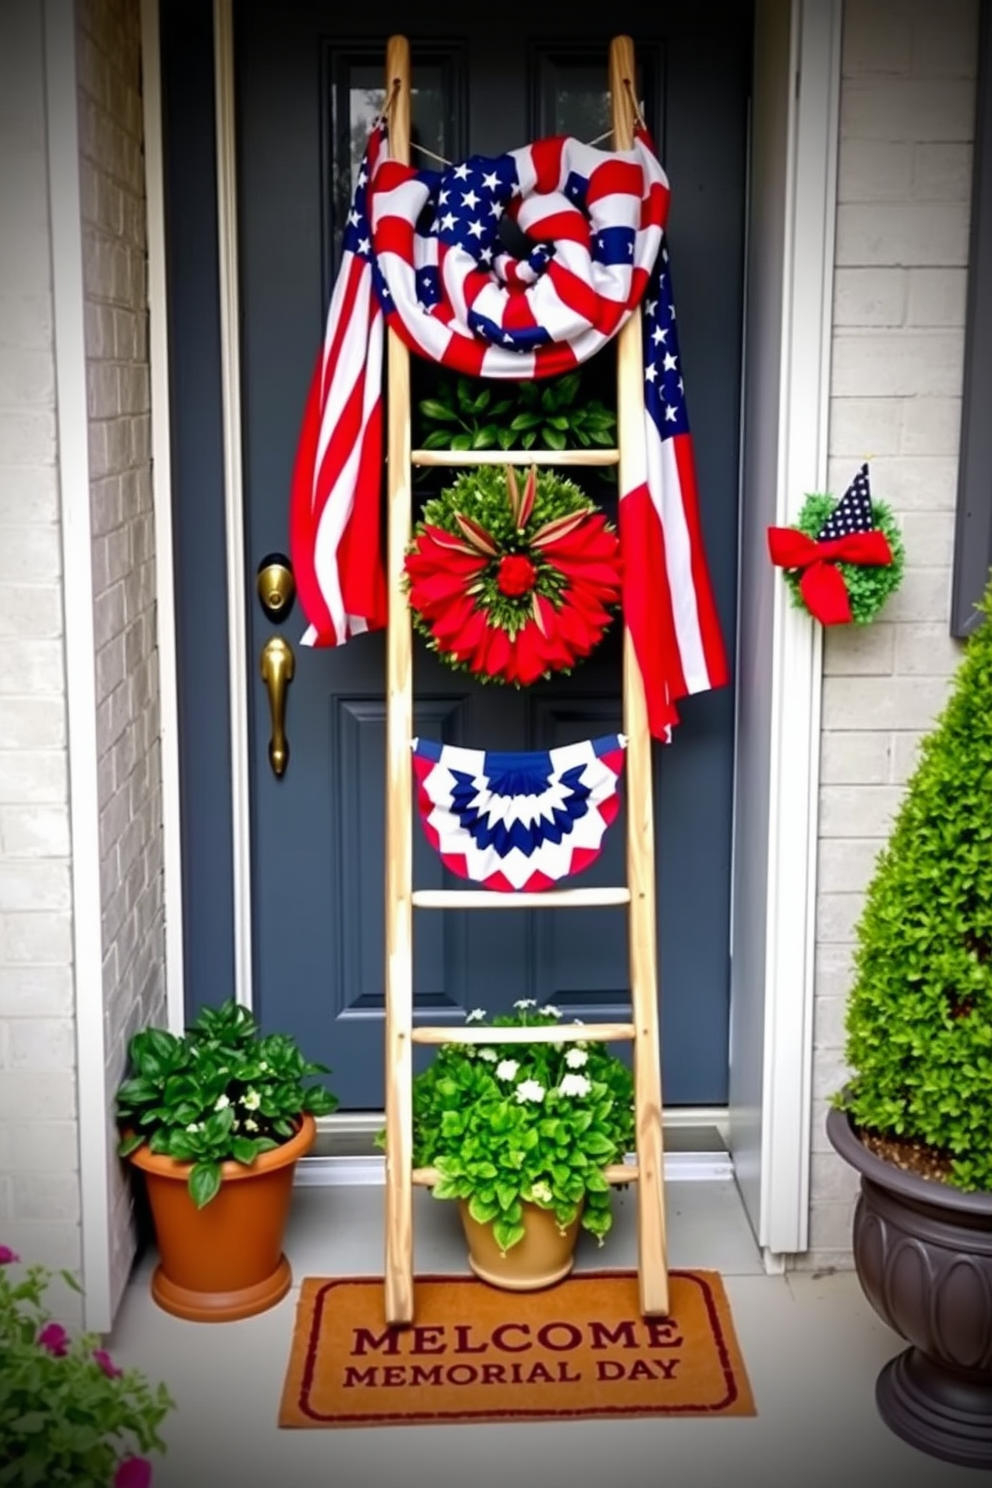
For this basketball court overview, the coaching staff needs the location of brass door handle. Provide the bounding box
[260,636,294,778]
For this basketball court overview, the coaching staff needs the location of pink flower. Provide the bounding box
[37,1322,70,1356]
[0,1245,19,1264]
[115,1457,153,1488]
[93,1347,123,1378]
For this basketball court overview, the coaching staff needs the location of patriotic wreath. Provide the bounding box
[404,464,622,685]
[767,465,905,626]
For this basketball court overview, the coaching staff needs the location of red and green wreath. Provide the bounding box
[404,464,622,685]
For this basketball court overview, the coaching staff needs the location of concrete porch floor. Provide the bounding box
[107,1178,980,1488]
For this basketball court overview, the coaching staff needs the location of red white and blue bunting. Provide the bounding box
[290,119,729,740]
[411,734,627,892]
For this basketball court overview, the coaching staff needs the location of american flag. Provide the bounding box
[290,121,728,737]
[817,463,874,541]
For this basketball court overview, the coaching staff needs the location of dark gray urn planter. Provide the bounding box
[826,1104,992,1469]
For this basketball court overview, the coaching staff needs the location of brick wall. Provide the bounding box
[804,0,979,1268]
[0,0,162,1322]
[0,1,80,1285]
[77,0,165,1318]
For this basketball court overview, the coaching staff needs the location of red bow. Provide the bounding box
[766,527,893,625]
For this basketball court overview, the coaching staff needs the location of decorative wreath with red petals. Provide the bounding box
[404,464,623,686]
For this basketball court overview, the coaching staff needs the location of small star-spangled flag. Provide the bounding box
[817,463,874,542]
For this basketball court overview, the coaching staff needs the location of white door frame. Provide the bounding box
[139,0,842,1263]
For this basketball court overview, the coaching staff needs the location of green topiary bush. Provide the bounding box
[837,576,992,1192]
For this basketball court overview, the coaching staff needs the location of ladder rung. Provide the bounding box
[410,1022,636,1046]
[413,1162,638,1187]
[412,887,630,909]
[410,448,620,467]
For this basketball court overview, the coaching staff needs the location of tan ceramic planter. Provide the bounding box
[126,1112,316,1322]
[459,1198,583,1290]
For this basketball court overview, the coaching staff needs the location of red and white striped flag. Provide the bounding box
[289,121,728,737]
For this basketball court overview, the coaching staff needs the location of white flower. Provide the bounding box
[241,1088,261,1111]
[243,1118,258,1132]
[513,998,537,1009]
[515,1079,546,1104]
[214,1094,231,1111]
[530,1181,553,1204]
[185,1123,201,1134]
[557,1073,592,1098]
[478,1047,498,1062]
[495,1058,520,1081]
[542,1004,561,1018]
[465,1008,487,1023]
[565,1048,588,1069]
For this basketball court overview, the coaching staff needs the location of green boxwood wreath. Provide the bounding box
[404,464,623,686]
[782,491,905,624]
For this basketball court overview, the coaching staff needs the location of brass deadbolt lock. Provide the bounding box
[256,553,295,622]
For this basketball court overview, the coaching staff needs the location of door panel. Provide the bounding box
[166,1,750,1110]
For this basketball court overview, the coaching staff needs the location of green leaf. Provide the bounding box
[522,430,537,450]
[451,432,473,451]
[541,426,567,451]
[509,412,543,431]
[231,1136,260,1165]
[472,425,497,450]
[117,1131,146,1157]
[423,428,453,449]
[188,1161,222,1208]
[419,399,459,422]
[468,1194,499,1225]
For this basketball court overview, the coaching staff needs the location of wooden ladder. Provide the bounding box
[382,31,669,1326]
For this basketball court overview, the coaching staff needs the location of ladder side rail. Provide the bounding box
[383,32,415,1328]
[610,33,670,1317]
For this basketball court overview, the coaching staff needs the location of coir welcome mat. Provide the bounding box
[279,1269,755,1428]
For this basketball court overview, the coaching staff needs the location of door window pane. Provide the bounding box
[533,48,659,148]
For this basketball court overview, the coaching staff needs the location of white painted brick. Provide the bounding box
[0,464,58,524]
[0,524,62,582]
[881,565,952,622]
[0,1175,11,1222]
[0,750,68,803]
[0,294,52,349]
[822,673,951,730]
[0,344,55,405]
[898,509,956,565]
[5,1015,76,1069]
[912,142,974,200]
[0,804,71,855]
[842,1,913,75]
[814,941,858,1001]
[0,638,64,694]
[911,3,980,79]
[0,910,73,963]
[0,1222,81,1273]
[893,621,964,675]
[0,964,73,1016]
[0,1070,76,1120]
[831,332,965,398]
[809,1150,863,1204]
[0,409,56,464]
[0,582,62,638]
[0,862,71,911]
[12,1172,82,1224]
[809,1097,844,1155]
[890,730,928,783]
[822,623,895,675]
[832,268,906,326]
[835,203,969,266]
[841,79,976,142]
[906,267,968,326]
[899,397,964,455]
[828,398,903,457]
[836,138,913,200]
[0,698,65,750]
[816,893,865,945]
[812,1045,857,1102]
[817,837,885,895]
[819,730,892,784]
[819,783,906,837]
[814,995,852,1050]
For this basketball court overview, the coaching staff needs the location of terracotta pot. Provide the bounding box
[826,1104,992,1468]
[126,1112,316,1322]
[459,1199,583,1290]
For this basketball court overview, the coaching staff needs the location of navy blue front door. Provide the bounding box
[163,1,751,1109]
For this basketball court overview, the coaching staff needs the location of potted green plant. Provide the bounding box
[417,370,617,455]
[826,578,992,1469]
[0,1243,174,1487]
[116,998,338,1323]
[381,1000,635,1289]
